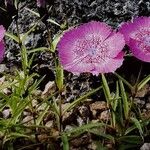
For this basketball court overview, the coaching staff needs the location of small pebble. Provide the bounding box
[45,121,53,128]
[146,103,150,110]
[140,143,150,150]
[2,109,10,119]
[98,110,110,121]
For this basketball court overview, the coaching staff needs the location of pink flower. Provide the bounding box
[58,21,125,75]
[36,0,46,8]
[0,25,5,62]
[5,0,13,6]
[119,17,150,62]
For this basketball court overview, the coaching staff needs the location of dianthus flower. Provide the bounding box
[0,25,5,62]
[119,17,150,62]
[58,21,125,75]
[5,0,13,6]
[36,0,46,8]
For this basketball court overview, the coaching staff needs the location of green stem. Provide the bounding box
[59,91,63,132]
[101,74,115,127]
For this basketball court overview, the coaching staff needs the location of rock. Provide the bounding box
[77,116,84,126]
[23,110,31,116]
[0,76,5,84]
[90,101,108,118]
[78,105,91,122]
[140,143,150,150]
[64,125,73,132]
[37,103,47,111]
[134,98,145,108]
[98,110,110,121]
[2,109,10,119]
[22,116,34,125]
[0,64,8,73]
[90,101,107,111]
[3,88,11,95]
[45,120,53,128]
[62,104,73,122]
[135,84,149,98]
[38,134,48,142]
[31,99,38,107]
[41,81,56,98]
[32,89,42,97]
[146,103,150,110]
[70,134,91,148]
[88,142,97,150]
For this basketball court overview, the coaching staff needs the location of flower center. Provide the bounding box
[88,48,97,55]
[73,35,109,64]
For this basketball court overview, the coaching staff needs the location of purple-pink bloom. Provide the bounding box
[58,21,125,75]
[5,0,13,6]
[36,0,46,8]
[0,25,5,62]
[119,17,150,62]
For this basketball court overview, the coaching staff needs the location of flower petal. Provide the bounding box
[64,57,93,74]
[119,17,150,44]
[78,21,112,41]
[133,17,150,29]
[129,38,150,62]
[104,32,125,58]
[58,28,84,66]
[0,41,5,62]
[0,25,5,41]
[93,56,124,74]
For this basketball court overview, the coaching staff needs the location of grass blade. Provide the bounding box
[36,105,50,126]
[27,47,49,54]
[119,80,129,120]
[61,134,69,150]
[137,75,150,91]
[5,32,19,43]
[47,19,60,27]
[130,117,144,140]
[114,73,133,90]
[101,74,111,103]
[65,122,105,136]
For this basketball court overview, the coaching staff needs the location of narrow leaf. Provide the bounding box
[118,135,142,144]
[114,73,133,90]
[137,75,150,91]
[61,134,69,150]
[47,19,60,27]
[55,64,64,92]
[51,33,62,52]
[5,32,19,43]
[25,7,40,17]
[119,80,129,120]
[101,74,111,103]
[90,130,115,142]
[27,47,48,54]
[65,122,105,136]
[130,117,144,139]
[36,105,49,125]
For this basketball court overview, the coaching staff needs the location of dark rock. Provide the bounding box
[140,143,150,150]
